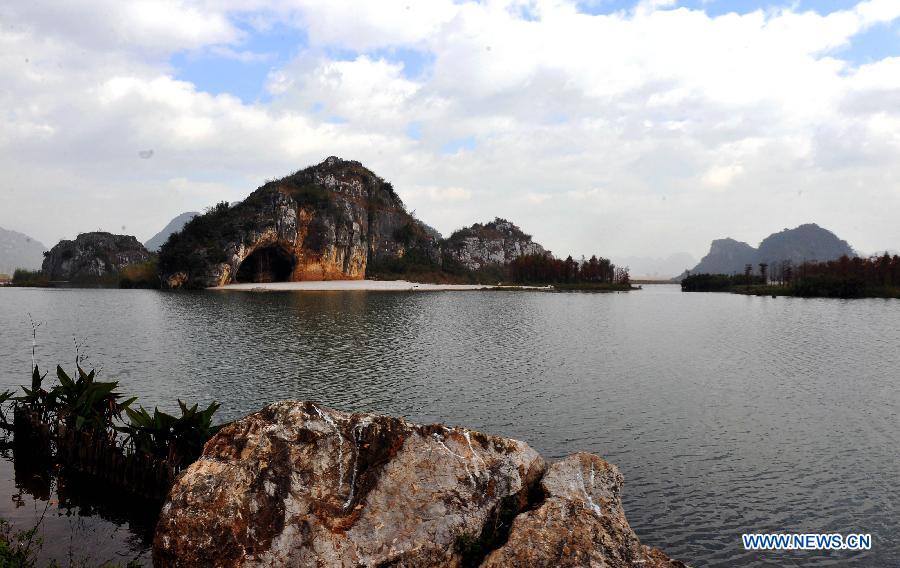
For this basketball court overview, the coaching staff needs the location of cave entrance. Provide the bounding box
[235,245,296,283]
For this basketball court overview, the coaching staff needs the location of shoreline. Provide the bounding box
[212,279,554,292]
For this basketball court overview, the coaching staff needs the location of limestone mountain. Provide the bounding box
[42,232,151,282]
[0,227,46,275]
[158,157,439,288]
[681,223,856,279]
[757,223,854,266]
[145,211,199,252]
[687,238,758,276]
[443,218,546,271]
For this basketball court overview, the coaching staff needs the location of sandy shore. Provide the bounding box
[214,280,551,292]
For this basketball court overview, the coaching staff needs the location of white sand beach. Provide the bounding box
[214,280,551,292]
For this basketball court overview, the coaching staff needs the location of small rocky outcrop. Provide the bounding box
[443,218,547,271]
[41,232,150,282]
[158,157,439,288]
[153,401,684,568]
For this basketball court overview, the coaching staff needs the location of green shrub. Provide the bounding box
[50,366,135,433]
[119,401,220,466]
[11,270,49,287]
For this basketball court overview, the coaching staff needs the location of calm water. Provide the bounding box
[0,285,897,567]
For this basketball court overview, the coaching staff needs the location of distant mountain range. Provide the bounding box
[679,223,855,280]
[145,212,199,252]
[0,227,47,275]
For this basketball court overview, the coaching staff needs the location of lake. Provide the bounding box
[0,284,897,567]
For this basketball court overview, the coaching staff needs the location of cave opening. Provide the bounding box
[235,245,296,283]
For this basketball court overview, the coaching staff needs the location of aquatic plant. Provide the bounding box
[50,366,135,434]
[14,366,53,422]
[120,401,221,466]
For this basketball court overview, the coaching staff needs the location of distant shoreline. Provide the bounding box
[212,280,554,292]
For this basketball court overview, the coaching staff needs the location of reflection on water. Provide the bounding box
[0,434,154,566]
[0,285,898,566]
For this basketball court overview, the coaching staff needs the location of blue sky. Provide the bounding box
[171,0,899,106]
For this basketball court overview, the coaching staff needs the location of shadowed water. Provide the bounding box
[0,285,897,566]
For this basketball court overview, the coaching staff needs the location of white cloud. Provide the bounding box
[2,0,900,260]
[406,186,474,202]
[701,164,744,189]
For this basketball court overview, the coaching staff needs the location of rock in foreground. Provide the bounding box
[482,453,686,567]
[154,402,684,567]
[154,401,545,567]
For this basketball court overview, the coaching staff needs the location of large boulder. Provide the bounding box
[482,453,686,567]
[154,401,546,567]
[41,232,150,282]
[158,157,440,288]
[153,403,685,567]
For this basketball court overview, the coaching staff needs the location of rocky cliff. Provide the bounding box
[154,401,684,568]
[443,217,547,271]
[0,227,47,274]
[158,157,439,288]
[41,232,151,282]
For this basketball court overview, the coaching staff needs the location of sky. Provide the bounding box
[2,0,900,268]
